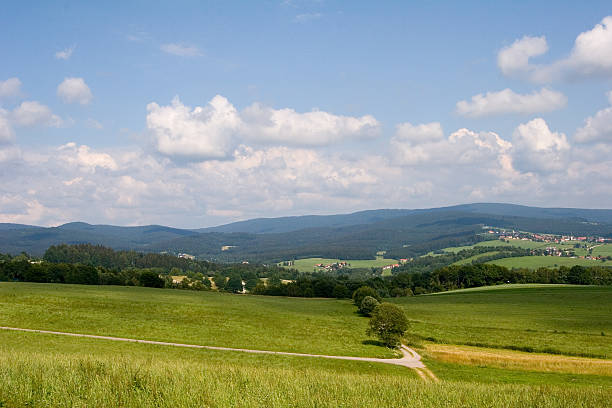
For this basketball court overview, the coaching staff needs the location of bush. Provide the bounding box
[366,303,409,348]
[358,296,379,316]
[352,286,381,305]
[139,270,165,288]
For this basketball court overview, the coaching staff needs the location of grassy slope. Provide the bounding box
[0,282,394,358]
[285,256,399,272]
[1,283,611,406]
[391,285,612,358]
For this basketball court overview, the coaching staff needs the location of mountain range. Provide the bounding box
[1,203,611,262]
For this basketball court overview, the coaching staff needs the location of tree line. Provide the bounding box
[1,245,610,296]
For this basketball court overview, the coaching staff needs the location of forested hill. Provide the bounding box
[1,204,612,261]
[199,203,612,234]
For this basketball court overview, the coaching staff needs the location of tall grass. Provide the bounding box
[0,351,609,408]
[426,344,612,376]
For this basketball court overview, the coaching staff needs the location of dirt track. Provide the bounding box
[0,326,431,373]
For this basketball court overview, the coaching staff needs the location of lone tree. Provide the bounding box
[366,303,409,348]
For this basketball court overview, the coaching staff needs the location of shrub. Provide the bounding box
[358,296,379,316]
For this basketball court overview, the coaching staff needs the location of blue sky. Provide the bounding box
[1,1,612,227]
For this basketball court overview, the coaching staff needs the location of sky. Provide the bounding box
[1,1,612,228]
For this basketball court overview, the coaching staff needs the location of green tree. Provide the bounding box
[352,286,381,306]
[139,270,165,288]
[358,296,379,316]
[366,303,409,348]
[225,275,244,293]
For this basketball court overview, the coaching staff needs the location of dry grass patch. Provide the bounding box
[426,344,612,376]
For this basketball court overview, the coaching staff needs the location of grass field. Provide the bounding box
[486,255,607,268]
[392,285,612,358]
[282,256,399,272]
[0,282,395,358]
[0,326,610,407]
[452,251,500,265]
[1,282,611,406]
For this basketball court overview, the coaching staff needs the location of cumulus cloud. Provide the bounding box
[147,95,241,160]
[512,118,569,172]
[391,122,511,169]
[55,45,75,60]
[147,95,381,160]
[456,88,567,117]
[0,77,22,100]
[160,43,203,57]
[57,77,93,105]
[498,36,548,77]
[498,17,612,82]
[11,101,62,127]
[575,91,612,143]
[241,103,380,146]
[58,142,118,172]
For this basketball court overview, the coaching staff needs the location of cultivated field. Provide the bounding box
[281,256,399,273]
[0,282,611,407]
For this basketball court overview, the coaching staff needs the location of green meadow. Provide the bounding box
[391,285,612,358]
[485,255,607,269]
[1,282,611,407]
[0,282,394,358]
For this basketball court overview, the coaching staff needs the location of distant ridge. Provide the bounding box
[1,203,611,259]
[198,203,612,234]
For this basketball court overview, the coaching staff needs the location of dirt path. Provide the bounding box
[0,326,428,372]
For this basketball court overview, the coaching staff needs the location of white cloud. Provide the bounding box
[147,95,381,160]
[147,95,241,160]
[57,77,93,105]
[160,43,203,57]
[0,78,22,100]
[11,101,62,127]
[55,45,75,60]
[498,17,612,82]
[498,36,548,77]
[456,88,567,117]
[0,109,14,143]
[575,91,612,144]
[393,122,444,145]
[241,103,380,146]
[512,118,569,172]
[58,142,118,172]
[391,122,512,168]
